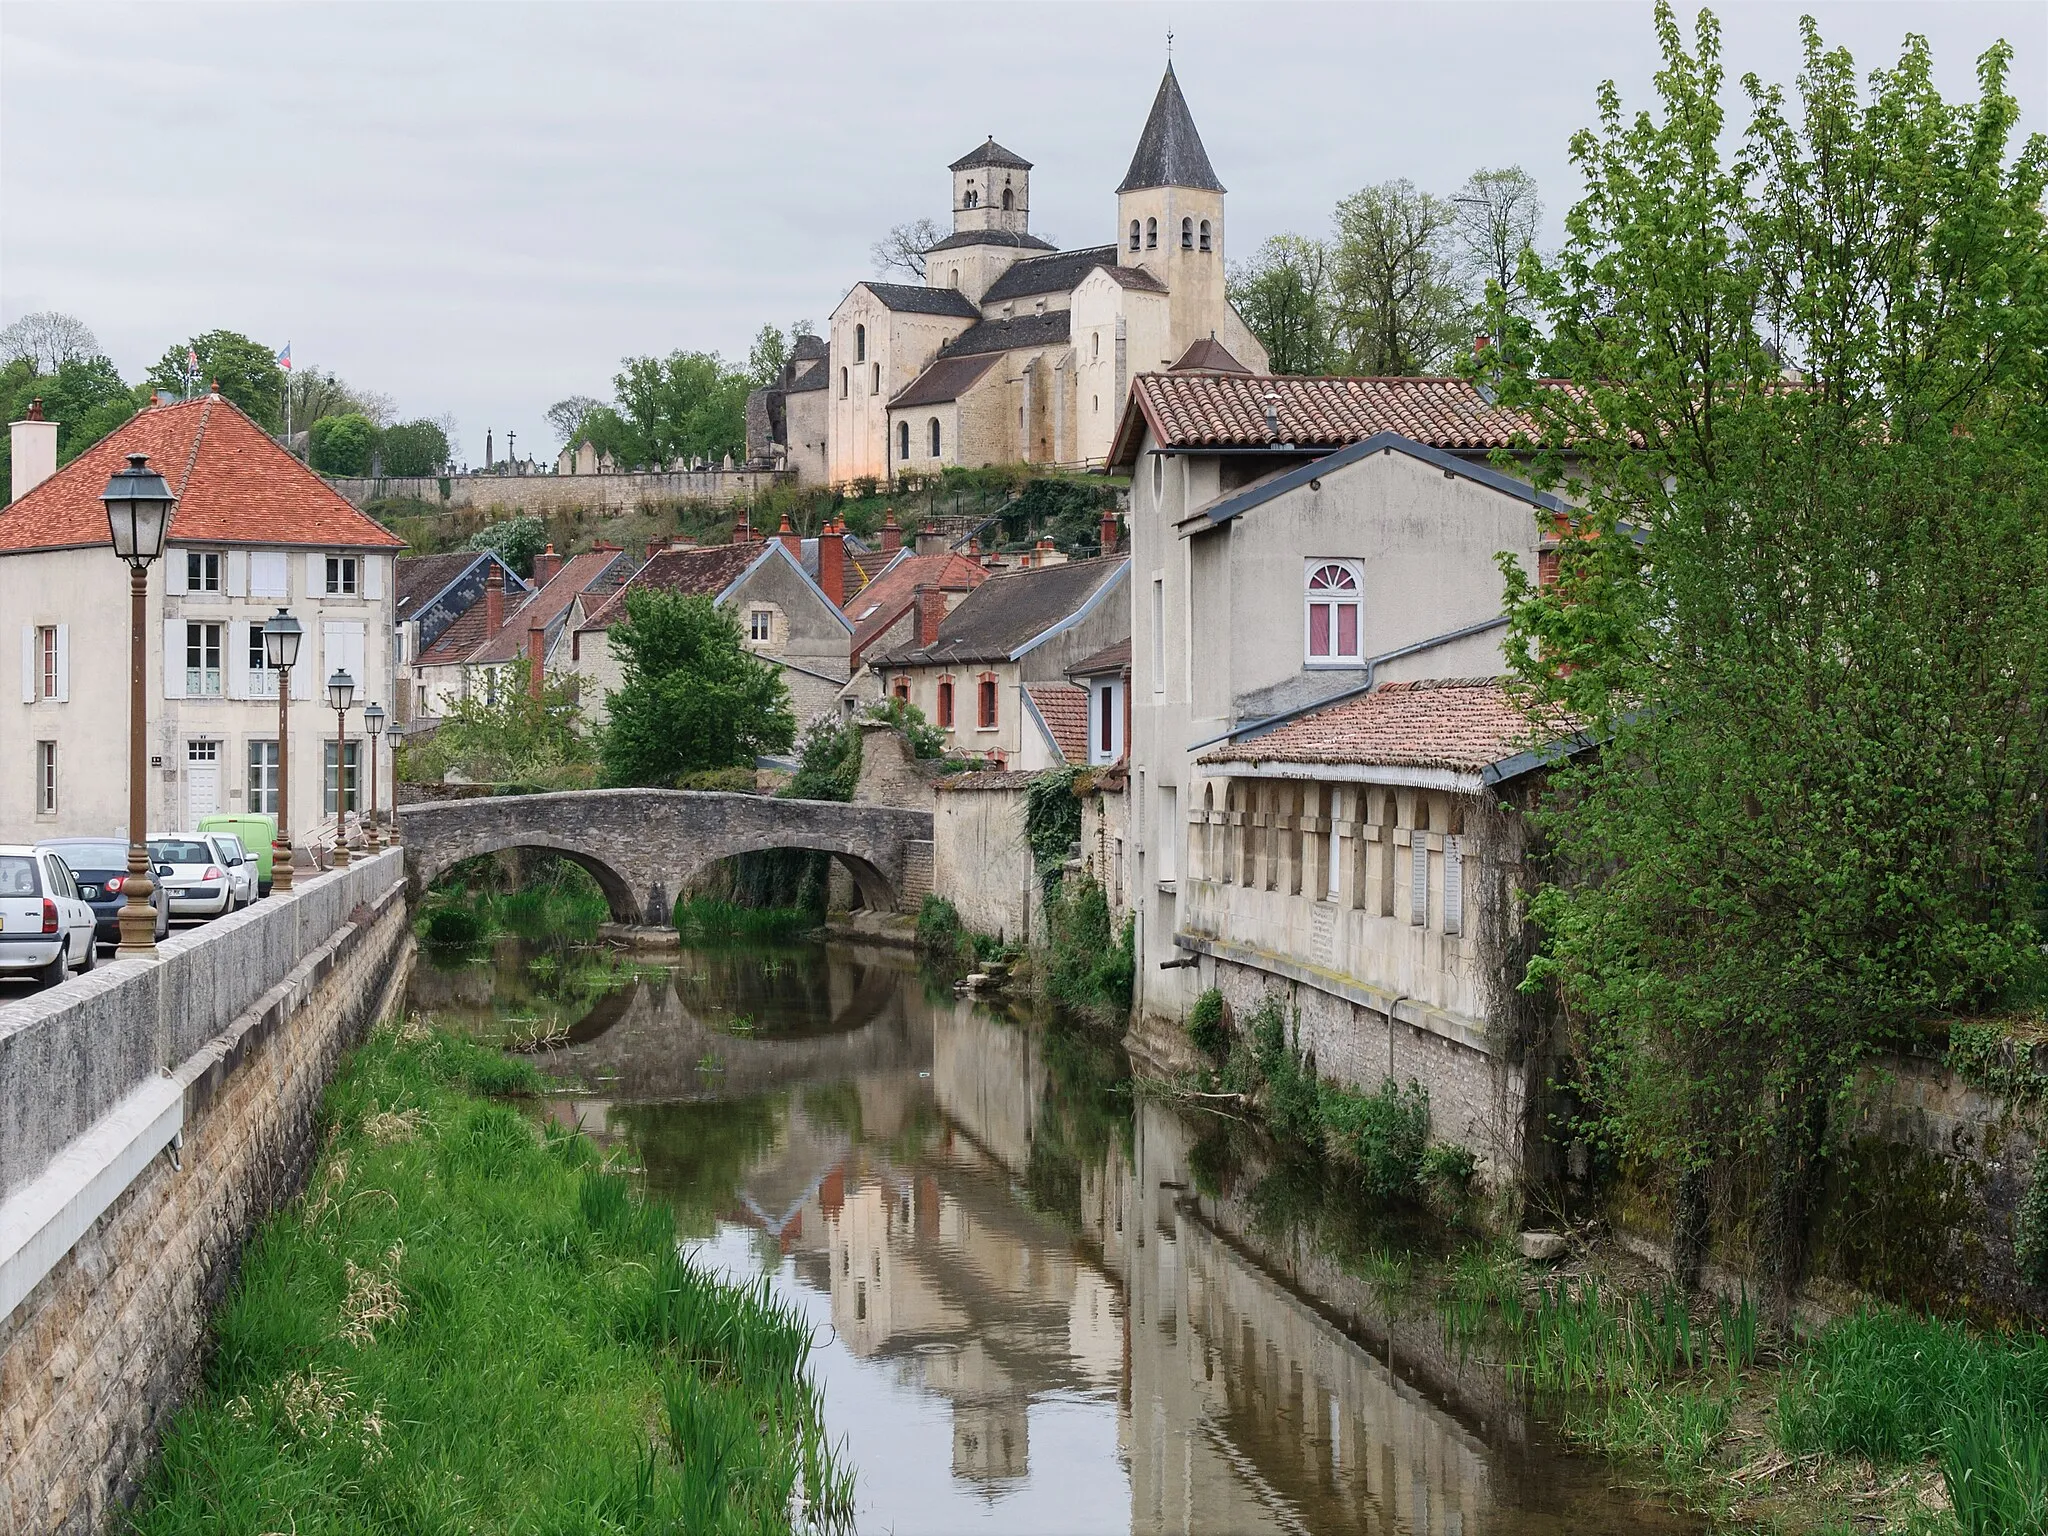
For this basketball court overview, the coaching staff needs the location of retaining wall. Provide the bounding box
[0,849,411,1532]
[326,468,790,515]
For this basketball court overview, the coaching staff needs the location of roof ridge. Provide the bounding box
[171,396,215,501]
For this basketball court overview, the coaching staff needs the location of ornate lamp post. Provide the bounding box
[262,609,302,892]
[328,669,355,867]
[362,702,386,849]
[101,453,176,957]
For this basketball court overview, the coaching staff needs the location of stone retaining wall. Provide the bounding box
[325,468,790,515]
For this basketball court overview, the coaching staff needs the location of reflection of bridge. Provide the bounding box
[398,789,934,922]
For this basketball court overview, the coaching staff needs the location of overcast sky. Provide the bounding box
[4,2,2041,467]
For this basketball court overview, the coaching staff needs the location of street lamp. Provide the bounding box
[101,453,176,957]
[328,669,355,867]
[362,701,386,849]
[262,609,303,892]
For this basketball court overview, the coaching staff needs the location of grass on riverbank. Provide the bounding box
[673,896,818,945]
[130,1017,852,1535]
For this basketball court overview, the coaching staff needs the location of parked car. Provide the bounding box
[0,845,99,988]
[147,836,235,920]
[198,814,277,895]
[36,838,168,948]
[204,831,258,909]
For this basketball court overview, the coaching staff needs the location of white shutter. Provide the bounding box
[54,625,68,703]
[343,622,366,690]
[292,648,313,699]
[307,553,325,596]
[163,619,186,698]
[364,554,384,600]
[166,549,187,594]
[251,551,288,599]
[227,620,249,699]
[1442,835,1463,936]
[19,625,33,703]
[1410,836,1429,927]
[226,550,247,596]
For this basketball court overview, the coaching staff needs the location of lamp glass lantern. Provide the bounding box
[328,670,356,712]
[363,701,386,737]
[263,609,303,670]
[101,453,176,568]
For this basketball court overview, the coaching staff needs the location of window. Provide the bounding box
[36,625,57,699]
[322,740,360,814]
[1151,452,1163,500]
[840,367,848,398]
[247,740,279,816]
[749,608,772,643]
[35,741,55,815]
[324,555,358,596]
[185,621,224,695]
[1091,331,1100,360]
[1128,219,1141,251]
[247,625,278,696]
[1097,681,1115,756]
[1305,561,1363,663]
[964,188,978,209]
[892,676,910,703]
[1150,576,1164,691]
[1158,786,1178,879]
[1199,219,1212,252]
[1001,187,1013,211]
[854,324,866,362]
[976,674,997,729]
[1181,217,1193,249]
[1145,217,1157,249]
[928,418,941,457]
[186,550,221,592]
[898,421,911,461]
[949,268,959,288]
[936,677,954,727]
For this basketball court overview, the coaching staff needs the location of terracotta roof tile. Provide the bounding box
[466,549,629,664]
[576,541,766,631]
[1025,682,1089,763]
[1199,678,1573,775]
[0,395,404,554]
[846,551,988,664]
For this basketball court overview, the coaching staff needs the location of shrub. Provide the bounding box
[2015,1147,2048,1292]
[1421,1141,1479,1194]
[1322,1081,1430,1201]
[419,896,486,948]
[1045,877,1132,1012]
[916,894,969,963]
[865,697,946,759]
[1186,988,1228,1063]
[677,766,757,793]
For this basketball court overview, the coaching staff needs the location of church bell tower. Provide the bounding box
[1116,65,1227,353]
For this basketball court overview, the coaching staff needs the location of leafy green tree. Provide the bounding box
[307,412,377,474]
[0,354,141,500]
[1478,5,2048,1314]
[395,659,593,790]
[614,350,752,466]
[464,516,547,578]
[145,330,284,430]
[1330,180,1469,374]
[380,418,450,476]
[1228,234,1343,375]
[598,590,795,787]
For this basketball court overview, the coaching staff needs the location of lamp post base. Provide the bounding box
[115,848,157,958]
[271,838,294,892]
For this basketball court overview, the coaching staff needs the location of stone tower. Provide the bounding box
[1116,65,1228,353]
[928,137,1047,306]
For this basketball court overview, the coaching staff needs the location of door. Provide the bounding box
[186,740,220,824]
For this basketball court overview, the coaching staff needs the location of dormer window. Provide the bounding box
[1145,218,1158,250]
[1128,220,1140,252]
[1199,219,1213,253]
[1181,217,1194,250]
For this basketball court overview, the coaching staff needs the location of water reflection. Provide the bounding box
[417,941,1690,1535]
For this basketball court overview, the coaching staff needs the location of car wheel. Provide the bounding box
[77,937,96,973]
[38,947,67,990]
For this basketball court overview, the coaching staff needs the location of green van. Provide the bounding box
[197,814,278,895]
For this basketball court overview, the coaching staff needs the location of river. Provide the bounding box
[408,935,1697,1536]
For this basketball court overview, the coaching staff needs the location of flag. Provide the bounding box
[275,343,292,372]
[185,347,199,379]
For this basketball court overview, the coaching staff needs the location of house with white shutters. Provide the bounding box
[1,390,402,841]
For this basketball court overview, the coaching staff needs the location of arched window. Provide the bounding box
[949,268,959,288]
[936,677,955,728]
[1128,219,1140,251]
[898,421,911,461]
[929,417,942,457]
[1305,561,1363,663]
[1199,220,1212,253]
[1181,217,1193,249]
[840,367,848,398]
[1145,217,1157,250]
[977,673,998,728]
[1001,187,1014,211]
[964,188,978,209]
[1091,331,1100,360]
[854,324,866,362]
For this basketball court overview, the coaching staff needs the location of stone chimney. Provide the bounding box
[526,616,546,697]
[917,584,948,645]
[818,518,846,607]
[777,513,801,561]
[881,511,902,555]
[1100,508,1120,555]
[915,523,947,557]
[532,543,563,586]
[10,398,58,502]
[484,563,505,637]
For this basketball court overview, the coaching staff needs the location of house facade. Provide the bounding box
[3,392,403,840]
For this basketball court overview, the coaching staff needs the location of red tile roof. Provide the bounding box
[465,549,629,665]
[1198,678,1571,775]
[845,551,988,665]
[0,394,403,554]
[1025,682,1089,763]
[576,541,768,632]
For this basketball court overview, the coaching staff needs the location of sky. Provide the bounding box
[4,1,2042,468]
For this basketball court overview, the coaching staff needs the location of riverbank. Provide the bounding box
[129,1016,853,1533]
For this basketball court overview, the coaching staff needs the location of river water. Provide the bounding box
[409,936,1696,1536]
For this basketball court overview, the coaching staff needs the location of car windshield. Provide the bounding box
[149,840,214,865]
[215,835,245,858]
[0,855,40,897]
[51,842,130,869]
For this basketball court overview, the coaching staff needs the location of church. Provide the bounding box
[751,66,1268,488]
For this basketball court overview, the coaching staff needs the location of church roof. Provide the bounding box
[859,282,982,318]
[889,353,1003,410]
[791,333,828,361]
[981,244,1120,304]
[1094,264,1170,293]
[1170,336,1251,373]
[925,228,1058,254]
[785,357,830,393]
[950,137,1033,172]
[939,311,1071,358]
[1118,65,1225,194]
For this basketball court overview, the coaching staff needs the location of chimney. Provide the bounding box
[484,563,505,637]
[1474,332,1492,355]
[532,543,563,586]
[917,585,948,645]
[732,515,754,545]
[881,511,902,555]
[9,398,58,502]
[668,535,697,551]
[646,538,663,561]
[777,513,801,561]
[526,616,546,697]
[818,518,846,607]
[1100,508,1120,555]
[915,524,947,557]
[1263,391,1282,441]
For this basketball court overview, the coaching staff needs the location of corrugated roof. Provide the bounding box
[1117,65,1224,194]
[980,245,1119,304]
[872,556,1127,667]
[1025,682,1089,763]
[936,311,1071,359]
[858,282,982,319]
[889,354,1003,410]
[0,395,404,554]
[1199,678,1567,774]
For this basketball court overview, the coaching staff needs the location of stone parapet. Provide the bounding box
[323,468,791,515]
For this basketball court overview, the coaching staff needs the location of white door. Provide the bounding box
[186,740,220,824]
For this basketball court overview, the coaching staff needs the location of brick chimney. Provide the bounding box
[484,563,505,637]
[646,538,663,560]
[915,523,947,557]
[732,515,754,545]
[881,511,902,555]
[532,543,563,586]
[777,513,801,561]
[917,584,948,645]
[818,518,846,607]
[1099,508,1120,555]
[9,398,57,502]
[526,616,546,697]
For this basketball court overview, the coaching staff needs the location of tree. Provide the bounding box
[0,312,98,372]
[546,395,603,448]
[1227,234,1343,374]
[1330,180,1469,374]
[145,330,285,431]
[871,218,943,281]
[307,412,377,474]
[0,353,140,501]
[395,658,592,791]
[748,324,790,388]
[1450,167,1543,316]
[380,418,451,476]
[612,349,751,466]
[464,515,547,578]
[1479,5,2048,1314]
[598,590,796,787]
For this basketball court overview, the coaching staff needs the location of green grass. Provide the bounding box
[673,896,816,945]
[129,1018,852,1535]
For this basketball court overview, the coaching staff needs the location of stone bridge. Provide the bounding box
[397,789,934,922]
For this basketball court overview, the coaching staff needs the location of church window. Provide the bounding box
[964,188,978,209]
[1128,220,1140,252]
[1181,217,1193,249]
[871,363,881,394]
[1306,561,1364,664]
[898,421,911,461]
[1001,187,1013,211]
[1091,331,1100,360]
[1093,395,1099,413]
[840,367,848,398]
[854,325,866,362]
[949,268,959,288]
[1145,218,1157,250]
[929,418,941,457]
[1199,219,1212,253]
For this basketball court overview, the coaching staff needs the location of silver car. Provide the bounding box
[205,832,258,910]
[0,845,98,987]
[147,836,234,919]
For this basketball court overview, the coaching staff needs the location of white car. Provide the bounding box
[0,845,98,988]
[147,836,235,920]
[205,832,258,909]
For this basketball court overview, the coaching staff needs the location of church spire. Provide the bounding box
[1117,64,1224,195]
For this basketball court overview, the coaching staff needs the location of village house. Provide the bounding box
[2,391,403,839]
[395,550,529,722]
